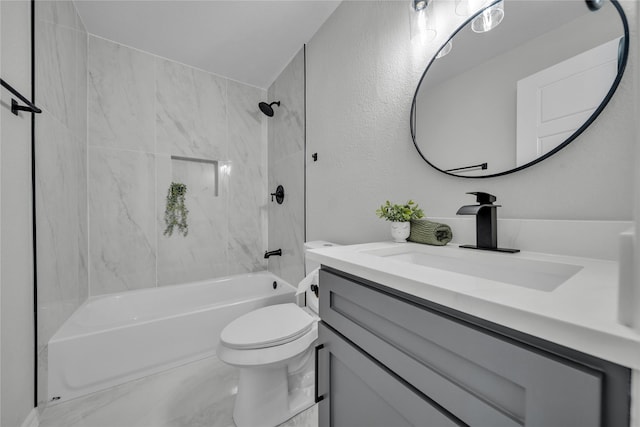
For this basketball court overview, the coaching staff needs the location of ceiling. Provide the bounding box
[74,1,341,89]
[423,0,600,89]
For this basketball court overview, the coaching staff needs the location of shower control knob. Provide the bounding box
[270,185,285,204]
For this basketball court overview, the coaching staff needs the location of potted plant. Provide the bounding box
[376,200,424,242]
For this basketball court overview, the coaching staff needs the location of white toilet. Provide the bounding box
[217,241,337,427]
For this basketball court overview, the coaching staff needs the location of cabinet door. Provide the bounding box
[320,268,605,427]
[316,322,463,427]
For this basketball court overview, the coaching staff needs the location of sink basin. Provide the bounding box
[362,246,583,292]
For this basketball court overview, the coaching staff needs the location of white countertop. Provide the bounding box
[308,241,640,369]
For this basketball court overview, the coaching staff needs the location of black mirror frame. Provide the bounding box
[410,0,629,179]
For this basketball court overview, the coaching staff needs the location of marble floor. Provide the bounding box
[39,356,318,427]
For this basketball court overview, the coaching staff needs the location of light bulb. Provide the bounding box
[471,0,504,33]
[411,3,437,43]
[412,0,429,12]
[436,41,452,58]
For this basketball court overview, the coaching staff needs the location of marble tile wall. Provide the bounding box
[88,36,156,294]
[267,48,306,287]
[88,148,156,293]
[155,58,227,159]
[228,80,268,275]
[88,36,267,295]
[34,0,88,404]
[88,37,155,152]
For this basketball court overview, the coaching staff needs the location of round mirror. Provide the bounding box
[410,0,628,178]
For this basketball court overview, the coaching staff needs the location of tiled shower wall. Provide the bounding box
[35,0,88,404]
[88,36,268,295]
[267,48,306,286]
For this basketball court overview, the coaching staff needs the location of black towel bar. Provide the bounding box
[445,162,488,173]
[0,78,41,115]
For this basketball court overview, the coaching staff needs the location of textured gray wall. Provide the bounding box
[634,4,640,339]
[306,0,637,245]
[1,1,34,424]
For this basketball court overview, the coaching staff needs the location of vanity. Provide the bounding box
[310,242,637,427]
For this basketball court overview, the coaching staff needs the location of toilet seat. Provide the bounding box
[217,322,318,368]
[217,304,319,368]
[220,303,314,350]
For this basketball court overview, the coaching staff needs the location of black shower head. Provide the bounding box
[259,101,280,117]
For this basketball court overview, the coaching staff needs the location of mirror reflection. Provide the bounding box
[411,0,627,177]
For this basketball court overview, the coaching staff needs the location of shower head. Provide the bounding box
[259,101,280,117]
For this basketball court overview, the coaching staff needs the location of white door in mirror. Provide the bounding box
[516,37,620,166]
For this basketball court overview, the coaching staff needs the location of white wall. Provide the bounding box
[0,0,34,425]
[306,0,637,245]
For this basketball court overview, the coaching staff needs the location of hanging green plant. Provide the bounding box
[164,182,189,237]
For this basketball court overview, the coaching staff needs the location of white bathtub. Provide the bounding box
[48,272,296,403]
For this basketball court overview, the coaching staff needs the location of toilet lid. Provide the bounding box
[220,303,315,350]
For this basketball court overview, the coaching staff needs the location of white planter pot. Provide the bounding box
[390,222,410,243]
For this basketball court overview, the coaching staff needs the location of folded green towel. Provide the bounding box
[408,219,453,246]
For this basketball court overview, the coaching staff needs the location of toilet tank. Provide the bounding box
[304,241,339,274]
[303,241,339,314]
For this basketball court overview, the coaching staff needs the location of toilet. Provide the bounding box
[217,241,337,427]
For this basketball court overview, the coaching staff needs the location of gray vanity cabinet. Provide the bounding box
[317,267,630,427]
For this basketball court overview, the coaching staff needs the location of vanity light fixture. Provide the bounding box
[412,0,429,12]
[410,0,437,43]
[471,0,504,33]
[436,40,452,58]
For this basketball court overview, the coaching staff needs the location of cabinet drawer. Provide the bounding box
[317,323,462,427]
[319,268,603,427]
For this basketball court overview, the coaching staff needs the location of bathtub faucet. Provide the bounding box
[264,249,282,259]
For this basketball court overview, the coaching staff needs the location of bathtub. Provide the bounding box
[48,272,296,403]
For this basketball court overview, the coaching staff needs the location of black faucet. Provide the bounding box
[456,192,519,253]
[264,249,282,259]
